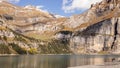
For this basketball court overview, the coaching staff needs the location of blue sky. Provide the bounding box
[16,0,73,16]
[9,0,102,17]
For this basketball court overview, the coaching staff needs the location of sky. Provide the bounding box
[3,0,102,17]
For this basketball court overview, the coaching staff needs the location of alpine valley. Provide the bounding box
[0,0,120,54]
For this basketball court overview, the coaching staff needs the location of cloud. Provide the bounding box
[24,5,49,14]
[9,0,20,3]
[36,5,49,13]
[1,0,20,3]
[62,0,102,13]
[36,5,44,9]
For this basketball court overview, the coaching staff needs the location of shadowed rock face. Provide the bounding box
[70,18,119,54]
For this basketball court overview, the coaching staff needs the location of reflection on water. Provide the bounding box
[0,55,120,68]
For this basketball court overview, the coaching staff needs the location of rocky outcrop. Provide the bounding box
[70,18,119,54]
[52,0,120,54]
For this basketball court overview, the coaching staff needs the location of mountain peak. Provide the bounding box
[90,0,120,15]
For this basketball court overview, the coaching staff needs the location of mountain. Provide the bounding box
[69,0,120,54]
[0,0,120,54]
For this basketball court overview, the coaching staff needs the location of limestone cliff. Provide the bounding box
[57,0,120,54]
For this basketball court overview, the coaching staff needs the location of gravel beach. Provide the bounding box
[68,62,120,68]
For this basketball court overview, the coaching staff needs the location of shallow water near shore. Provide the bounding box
[0,55,120,68]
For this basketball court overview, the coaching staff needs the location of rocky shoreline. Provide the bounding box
[69,62,120,68]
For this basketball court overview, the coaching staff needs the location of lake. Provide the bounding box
[0,55,120,68]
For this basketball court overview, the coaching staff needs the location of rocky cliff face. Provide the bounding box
[70,18,120,54]
[69,0,120,54]
[0,0,120,54]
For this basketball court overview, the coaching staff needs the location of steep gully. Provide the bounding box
[111,18,118,50]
